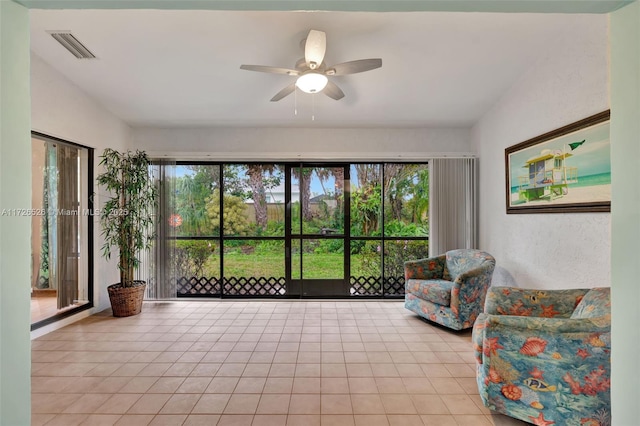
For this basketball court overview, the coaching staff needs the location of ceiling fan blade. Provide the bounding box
[304,30,326,69]
[323,80,345,100]
[327,58,382,75]
[270,83,296,102]
[240,65,299,76]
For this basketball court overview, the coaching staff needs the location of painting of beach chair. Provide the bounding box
[505,110,611,213]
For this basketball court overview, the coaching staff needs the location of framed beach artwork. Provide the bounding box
[505,110,611,214]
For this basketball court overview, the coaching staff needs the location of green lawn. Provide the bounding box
[198,252,381,278]
[292,253,344,279]
[217,252,284,277]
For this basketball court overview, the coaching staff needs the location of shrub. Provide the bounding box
[205,189,250,236]
[384,240,429,278]
[317,239,344,254]
[175,240,215,277]
[384,220,428,237]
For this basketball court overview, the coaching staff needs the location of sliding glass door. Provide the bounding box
[30,133,93,328]
[149,161,429,299]
[221,164,286,296]
[290,164,348,296]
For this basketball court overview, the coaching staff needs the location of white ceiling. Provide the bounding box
[30,10,588,128]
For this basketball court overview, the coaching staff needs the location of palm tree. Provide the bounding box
[409,167,429,222]
[352,164,382,235]
[316,167,345,225]
[291,167,313,221]
[354,164,381,188]
[384,164,404,221]
[246,164,281,229]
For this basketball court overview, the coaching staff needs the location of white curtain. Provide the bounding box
[429,158,478,256]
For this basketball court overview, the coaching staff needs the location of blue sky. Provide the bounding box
[175,166,358,196]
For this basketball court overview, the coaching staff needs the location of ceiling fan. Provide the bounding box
[240,29,382,102]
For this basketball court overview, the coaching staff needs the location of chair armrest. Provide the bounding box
[404,254,446,280]
[484,286,589,318]
[448,264,495,327]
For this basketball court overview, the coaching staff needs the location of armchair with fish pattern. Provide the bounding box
[472,286,611,425]
[404,249,496,330]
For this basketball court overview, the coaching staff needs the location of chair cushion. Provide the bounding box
[570,287,611,319]
[406,279,454,306]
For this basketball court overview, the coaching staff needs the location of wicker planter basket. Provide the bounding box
[107,281,146,317]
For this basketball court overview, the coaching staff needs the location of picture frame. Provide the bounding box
[505,110,611,214]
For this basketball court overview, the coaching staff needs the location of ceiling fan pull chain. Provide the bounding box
[312,94,315,121]
[294,87,298,116]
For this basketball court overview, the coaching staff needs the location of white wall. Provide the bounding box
[31,54,131,148]
[30,52,132,319]
[610,2,640,422]
[471,14,610,289]
[132,126,472,160]
[1,2,32,422]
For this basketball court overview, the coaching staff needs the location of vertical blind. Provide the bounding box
[429,158,478,256]
[140,160,177,300]
[56,144,80,309]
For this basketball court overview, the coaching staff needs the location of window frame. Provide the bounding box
[167,160,429,299]
[30,131,94,331]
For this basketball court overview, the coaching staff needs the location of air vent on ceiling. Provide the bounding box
[49,32,96,59]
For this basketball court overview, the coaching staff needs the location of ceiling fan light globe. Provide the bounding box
[296,72,328,94]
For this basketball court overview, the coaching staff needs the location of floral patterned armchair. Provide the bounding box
[404,249,496,330]
[472,286,611,425]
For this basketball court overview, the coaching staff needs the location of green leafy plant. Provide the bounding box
[384,220,428,237]
[205,188,250,236]
[175,240,215,277]
[317,239,344,254]
[175,170,215,236]
[351,184,381,235]
[384,240,429,278]
[351,241,382,277]
[97,149,157,287]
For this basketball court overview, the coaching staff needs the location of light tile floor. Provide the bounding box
[32,300,528,426]
[31,295,88,324]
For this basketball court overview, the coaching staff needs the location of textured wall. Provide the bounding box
[31,53,131,150]
[471,14,610,289]
[132,126,472,160]
[1,2,32,423]
[610,2,640,423]
[31,52,132,314]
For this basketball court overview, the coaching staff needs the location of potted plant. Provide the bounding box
[97,148,157,317]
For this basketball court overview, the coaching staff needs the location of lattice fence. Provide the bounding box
[177,276,222,296]
[349,276,405,296]
[385,276,406,296]
[350,276,382,295]
[177,275,404,297]
[223,276,287,296]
